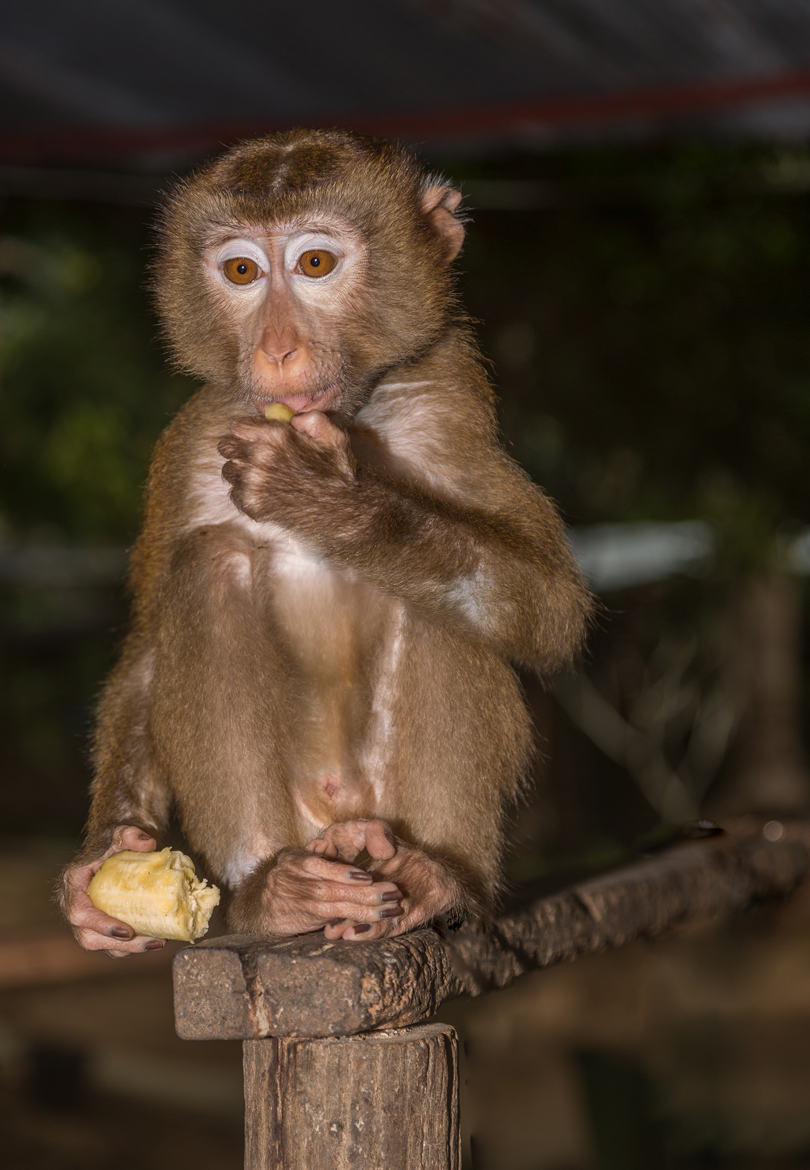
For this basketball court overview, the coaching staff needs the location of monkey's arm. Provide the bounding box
[58,634,175,955]
[83,637,173,856]
[220,411,591,673]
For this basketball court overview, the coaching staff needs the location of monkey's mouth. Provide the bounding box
[252,387,338,416]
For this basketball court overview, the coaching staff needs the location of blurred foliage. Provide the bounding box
[2,142,809,840]
[0,204,189,542]
[2,146,809,1170]
[455,143,810,570]
[1,143,809,556]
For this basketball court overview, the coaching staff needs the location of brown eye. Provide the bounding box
[298,250,337,278]
[223,256,261,285]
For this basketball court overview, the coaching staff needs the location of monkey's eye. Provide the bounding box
[222,256,262,285]
[297,250,337,278]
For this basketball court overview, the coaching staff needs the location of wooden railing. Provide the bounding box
[172,821,809,1170]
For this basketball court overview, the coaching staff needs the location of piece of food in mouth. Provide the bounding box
[88,848,221,942]
[264,402,296,423]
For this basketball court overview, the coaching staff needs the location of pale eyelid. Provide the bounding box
[214,239,269,284]
[285,234,345,276]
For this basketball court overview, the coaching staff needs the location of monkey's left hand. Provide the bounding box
[219,411,356,525]
[307,818,463,941]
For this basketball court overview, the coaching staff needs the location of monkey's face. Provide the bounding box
[202,218,369,420]
[155,131,465,421]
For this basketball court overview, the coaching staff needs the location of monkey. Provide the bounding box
[59,129,592,957]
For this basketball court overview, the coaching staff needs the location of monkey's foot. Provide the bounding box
[306,817,397,865]
[228,846,403,937]
[320,839,463,942]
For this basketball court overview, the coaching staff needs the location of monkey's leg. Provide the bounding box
[321,642,530,942]
[151,527,295,885]
[150,526,403,936]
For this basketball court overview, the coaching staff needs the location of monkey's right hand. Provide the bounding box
[229,847,402,936]
[60,825,166,958]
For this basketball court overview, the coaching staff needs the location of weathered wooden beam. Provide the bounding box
[173,927,451,1041]
[173,822,809,1041]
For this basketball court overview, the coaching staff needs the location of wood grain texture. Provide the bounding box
[243,1023,460,1170]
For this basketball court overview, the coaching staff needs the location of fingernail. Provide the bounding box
[379,907,401,919]
[145,940,165,950]
[349,871,372,881]
[351,923,372,934]
[110,927,133,939]
[381,890,401,903]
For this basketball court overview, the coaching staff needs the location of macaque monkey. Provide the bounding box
[60,129,591,956]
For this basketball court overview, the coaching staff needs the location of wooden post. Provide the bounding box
[172,823,810,1170]
[242,1024,460,1170]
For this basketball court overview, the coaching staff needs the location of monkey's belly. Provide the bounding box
[265,537,405,839]
[288,667,394,837]
[282,643,390,838]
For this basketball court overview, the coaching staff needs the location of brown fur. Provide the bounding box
[63,130,592,952]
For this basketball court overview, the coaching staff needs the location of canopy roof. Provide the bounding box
[4,0,810,166]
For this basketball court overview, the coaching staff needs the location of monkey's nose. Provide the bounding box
[260,326,300,367]
[260,343,299,367]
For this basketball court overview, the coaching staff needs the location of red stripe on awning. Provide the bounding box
[5,70,810,162]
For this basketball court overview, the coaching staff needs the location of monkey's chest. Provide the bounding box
[261,537,404,830]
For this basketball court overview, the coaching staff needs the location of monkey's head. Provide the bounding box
[154,129,466,420]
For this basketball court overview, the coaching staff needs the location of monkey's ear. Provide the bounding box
[420,185,465,262]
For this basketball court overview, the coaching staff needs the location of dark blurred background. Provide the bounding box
[3,3,810,1168]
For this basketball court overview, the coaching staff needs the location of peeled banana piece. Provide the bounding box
[88,848,220,942]
[264,402,295,423]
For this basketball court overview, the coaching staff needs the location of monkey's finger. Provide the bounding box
[313,898,403,924]
[70,897,138,944]
[230,416,288,443]
[322,918,403,943]
[220,459,250,489]
[291,410,344,448]
[221,461,235,485]
[296,875,402,907]
[106,825,157,859]
[308,879,403,909]
[341,901,427,940]
[233,414,268,432]
[323,918,352,940]
[217,437,247,461]
[218,438,277,467]
[362,818,397,861]
[304,830,359,860]
[75,927,166,956]
[63,859,101,897]
[66,829,158,896]
[341,918,401,942]
[305,837,338,858]
[383,907,429,937]
[311,819,387,861]
[294,852,377,884]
